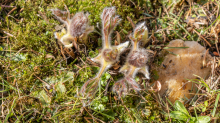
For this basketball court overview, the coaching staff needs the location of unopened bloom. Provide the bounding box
[112,78,128,98]
[113,76,141,98]
[101,7,121,48]
[114,22,150,95]
[120,22,150,79]
[51,9,94,48]
[130,22,149,48]
[79,7,129,101]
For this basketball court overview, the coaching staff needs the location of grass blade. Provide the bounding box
[4,98,17,123]
[212,93,220,117]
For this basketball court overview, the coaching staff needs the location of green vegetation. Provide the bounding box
[1,0,220,122]
[170,100,210,123]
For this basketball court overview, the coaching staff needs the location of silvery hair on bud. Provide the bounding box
[101,6,121,46]
[133,22,148,35]
[132,22,148,43]
[69,12,90,37]
[101,7,117,26]
[112,78,128,98]
[127,48,149,68]
[125,76,141,92]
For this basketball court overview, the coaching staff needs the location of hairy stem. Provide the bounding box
[104,35,110,48]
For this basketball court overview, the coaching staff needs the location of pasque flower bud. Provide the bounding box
[128,49,149,68]
[113,22,150,97]
[120,22,150,79]
[51,9,94,48]
[113,76,141,98]
[79,7,129,104]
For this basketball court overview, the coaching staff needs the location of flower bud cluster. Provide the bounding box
[113,22,150,98]
[52,7,151,102]
[51,9,94,48]
[79,7,129,103]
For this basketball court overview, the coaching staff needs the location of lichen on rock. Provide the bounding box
[157,39,212,103]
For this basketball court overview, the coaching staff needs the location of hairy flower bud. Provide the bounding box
[125,76,141,91]
[128,49,149,68]
[129,22,148,46]
[112,79,128,98]
[101,7,116,23]
[69,12,92,37]
[51,9,94,48]
[113,76,141,98]
[101,7,121,48]
[102,49,119,62]
[101,7,120,34]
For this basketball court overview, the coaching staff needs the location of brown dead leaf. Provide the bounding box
[112,61,121,70]
[64,47,76,59]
